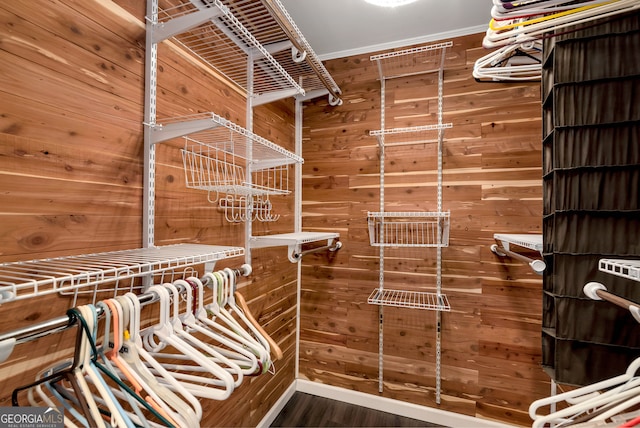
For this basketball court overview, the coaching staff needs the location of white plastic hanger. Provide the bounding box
[189,275,262,375]
[119,293,202,427]
[201,271,271,371]
[473,39,542,81]
[139,285,235,401]
[530,357,640,427]
[484,0,640,48]
[144,281,244,388]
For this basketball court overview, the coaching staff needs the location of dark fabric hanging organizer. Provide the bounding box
[542,12,640,386]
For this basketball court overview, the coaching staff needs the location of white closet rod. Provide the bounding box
[490,243,546,274]
[584,282,640,323]
[0,264,252,351]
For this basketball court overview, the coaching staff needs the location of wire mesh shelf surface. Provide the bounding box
[370,123,453,147]
[368,211,450,247]
[368,289,451,311]
[154,0,340,99]
[599,259,640,283]
[249,231,340,249]
[370,41,453,80]
[0,244,244,304]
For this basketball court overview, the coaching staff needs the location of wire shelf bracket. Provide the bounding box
[249,232,341,263]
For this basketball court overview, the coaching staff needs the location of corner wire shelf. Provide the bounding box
[367,211,450,247]
[368,41,453,403]
[0,244,244,304]
[153,0,341,104]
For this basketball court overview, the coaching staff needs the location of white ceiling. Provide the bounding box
[280,0,494,60]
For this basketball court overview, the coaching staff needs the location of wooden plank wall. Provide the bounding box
[0,1,296,426]
[299,33,547,426]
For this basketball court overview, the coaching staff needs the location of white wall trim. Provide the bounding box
[256,381,297,428]
[318,24,488,60]
[295,379,517,428]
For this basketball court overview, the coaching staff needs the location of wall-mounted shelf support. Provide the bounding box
[250,232,341,263]
[491,233,545,274]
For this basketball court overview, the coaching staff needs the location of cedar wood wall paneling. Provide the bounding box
[299,33,547,426]
[0,1,547,426]
[0,1,296,426]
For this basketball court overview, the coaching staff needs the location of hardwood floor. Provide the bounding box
[270,392,446,427]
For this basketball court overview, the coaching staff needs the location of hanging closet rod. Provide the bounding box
[491,233,545,274]
[0,264,253,348]
[491,243,546,274]
[291,240,342,261]
[584,282,640,323]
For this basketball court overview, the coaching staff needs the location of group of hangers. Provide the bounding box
[12,264,282,428]
[473,0,640,82]
[529,356,640,427]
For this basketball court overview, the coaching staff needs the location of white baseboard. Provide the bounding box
[256,381,297,428]
[294,379,517,428]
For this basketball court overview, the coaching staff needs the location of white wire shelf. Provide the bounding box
[0,244,244,304]
[153,0,341,103]
[599,259,640,283]
[493,233,543,253]
[370,41,453,80]
[250,232,341,263]
[370,123,453,147]
[368,212,450,247]
[368,289,451,311]
[249,232,340,249]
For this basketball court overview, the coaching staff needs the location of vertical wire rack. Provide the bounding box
[367,41,453,402]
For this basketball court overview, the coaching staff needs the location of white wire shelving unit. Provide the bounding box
[144,0,343,257]
[0,244,244,304]
[367,41,453,403]
[152,0,341,106]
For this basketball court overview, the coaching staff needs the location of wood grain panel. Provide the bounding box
[0,1,297,426]
[299,34,546,426]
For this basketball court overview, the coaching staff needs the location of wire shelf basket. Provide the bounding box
[368,211,450,247]
[182,139,290,199]
[368,289,450,311]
